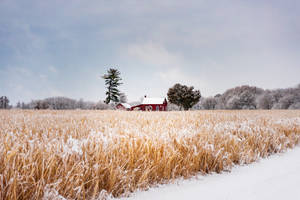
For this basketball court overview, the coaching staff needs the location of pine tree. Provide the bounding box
[102,68,123,104]
[0,96,10,109]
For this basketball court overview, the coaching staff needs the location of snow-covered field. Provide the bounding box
[121,146,300,200]
[0,110,300,199]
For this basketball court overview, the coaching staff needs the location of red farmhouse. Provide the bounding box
[131,97,167,111]
[116,103,131,111]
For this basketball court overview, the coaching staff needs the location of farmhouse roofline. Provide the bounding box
[141,97,166,105]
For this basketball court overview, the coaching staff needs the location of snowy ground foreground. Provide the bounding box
[119,146,300,200]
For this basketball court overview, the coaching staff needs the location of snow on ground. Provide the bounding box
[119,146,300,200]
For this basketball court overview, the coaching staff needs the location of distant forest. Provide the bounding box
[194,84,300,110]
[1,83,300,110]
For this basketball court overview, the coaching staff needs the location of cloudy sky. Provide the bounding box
[0,0,299,105]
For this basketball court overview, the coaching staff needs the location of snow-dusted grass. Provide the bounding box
[121,146,300,200]
[0,110,300,199]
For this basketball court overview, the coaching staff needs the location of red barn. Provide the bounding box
[131,97,167,111]
[116,103,131,110]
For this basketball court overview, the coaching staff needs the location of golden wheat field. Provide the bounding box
[0,110,300,200]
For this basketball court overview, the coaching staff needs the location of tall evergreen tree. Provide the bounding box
[0,96,10,109]
[102,68,123,104]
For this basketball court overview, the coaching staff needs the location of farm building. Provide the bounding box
[116,103,131,110]
[131,97,167,111]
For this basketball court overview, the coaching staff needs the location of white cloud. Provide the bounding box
[127,42,180,67]
[39,74,47,80]
[48,65,58,73]
[13,67,33,76]
[126,41,207,89]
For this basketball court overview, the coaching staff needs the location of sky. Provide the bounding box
[0,0,300,105]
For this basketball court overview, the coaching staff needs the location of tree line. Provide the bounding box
[1,83,298,110]
[1,66,299,110]
[11,97,115,110]
[193,84,300,110]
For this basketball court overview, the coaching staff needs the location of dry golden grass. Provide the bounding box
[0,110,300,199]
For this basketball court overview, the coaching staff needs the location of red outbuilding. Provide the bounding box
[131,97,167,111]
[116,103,131,110]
